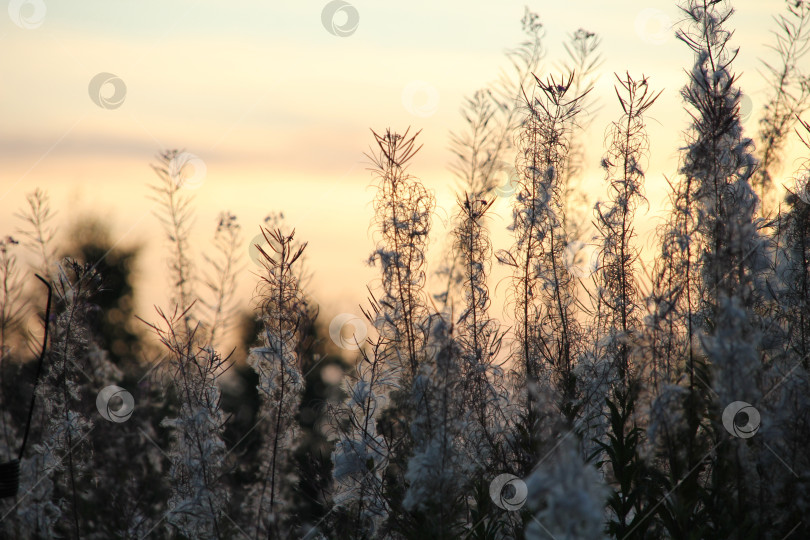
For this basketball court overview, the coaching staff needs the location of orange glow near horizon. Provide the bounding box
[2,0,807,354]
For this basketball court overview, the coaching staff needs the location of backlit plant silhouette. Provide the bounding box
[3,3,810,540]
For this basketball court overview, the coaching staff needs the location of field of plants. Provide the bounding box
[2,1,810,538]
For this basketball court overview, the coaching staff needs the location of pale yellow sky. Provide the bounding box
[1,0,804,352]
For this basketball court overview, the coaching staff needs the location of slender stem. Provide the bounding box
[18,274,52,460]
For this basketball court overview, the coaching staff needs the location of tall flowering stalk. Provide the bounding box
[453,195,507,470]
[33,260,102,538]
[753,0,810,206]
[245,226,309,538]
[776,119,810,361]
[0,236,24,458]
[448,7,545,201]
[765,118,810,533]
[367,128,434,382]
[642,172,699,393]
[150,150,198,334]
[678,0,768,404]
[145,150,232,538]
[14,188,57,278]
[497,74,587,422]
[438,8,544,309]
[330,313,398,538]
[560,28,602,242]
[200,211,242,348]
[585,75,659,536]
[642,2,770,536]
[144,308,229,538]
[594,73,660,386]
[400,310,467,539]
[366,127,452,536]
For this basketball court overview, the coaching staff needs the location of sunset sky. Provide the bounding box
[1,0,803,350]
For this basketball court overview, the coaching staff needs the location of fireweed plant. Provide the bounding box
[3,2,810,539]
[438,8,545,310]
[244,226,310,538]
[496,72,588,427]
[753,0,810,208]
